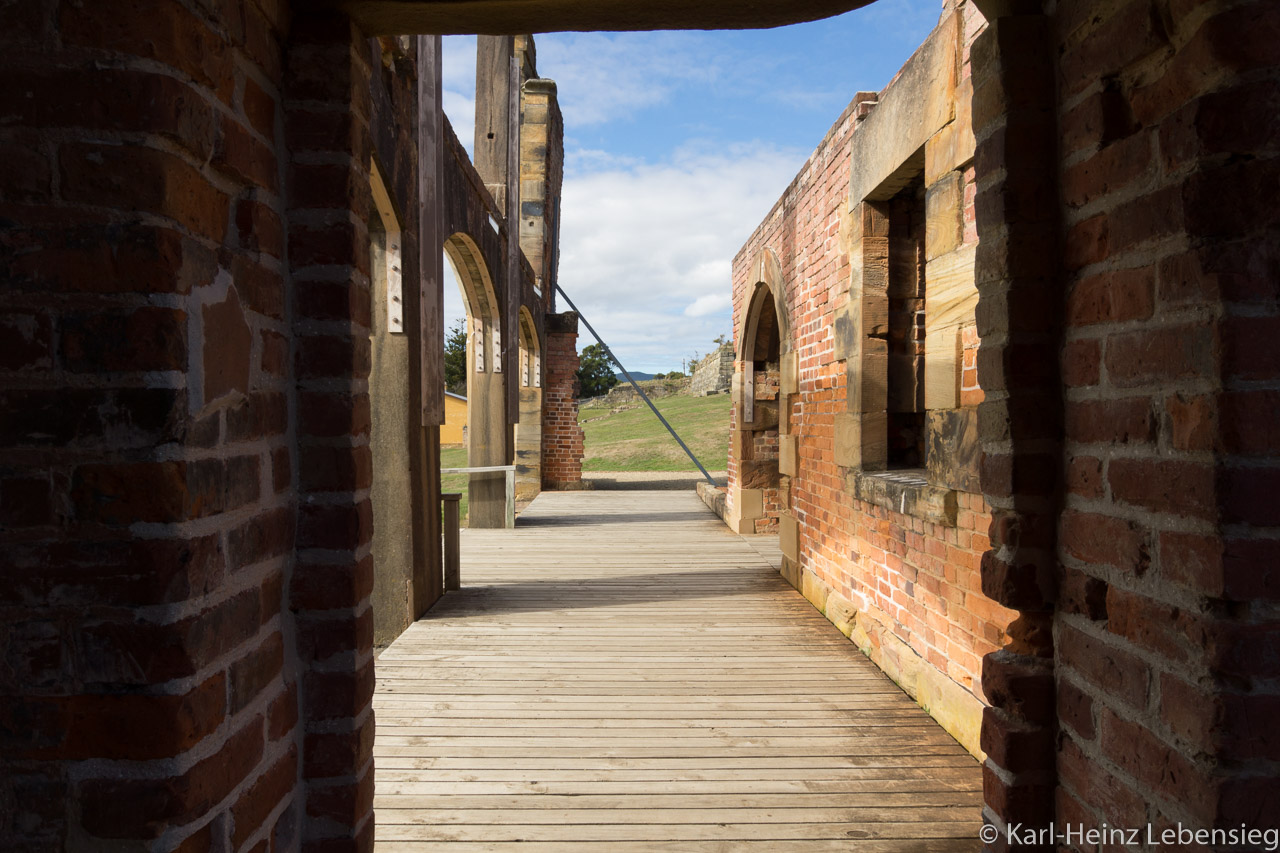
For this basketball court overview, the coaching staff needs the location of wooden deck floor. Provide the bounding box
[373,490,982,851]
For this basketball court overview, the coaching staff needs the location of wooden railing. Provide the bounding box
[440,465,516,590]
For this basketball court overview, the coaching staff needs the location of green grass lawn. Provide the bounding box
[438,392,730,524]
[440,445,469,522]
[578,393,730,472]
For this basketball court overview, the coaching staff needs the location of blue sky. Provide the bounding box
[441,0,942,373]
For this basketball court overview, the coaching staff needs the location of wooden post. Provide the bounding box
[505,468,515,529]
[417,35,444,426]
[442,492,461,590]
[505,52,521,427]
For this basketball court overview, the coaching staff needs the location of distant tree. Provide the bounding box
[665,370,685,379]
[444,319,468,395]
[576,343,618,398]
[652,372,666,380]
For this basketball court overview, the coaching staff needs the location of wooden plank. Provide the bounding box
[375,841,978,852]
[373,490,982,849]
[376,821,979,841]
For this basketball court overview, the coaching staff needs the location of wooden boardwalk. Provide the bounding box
[373,490,982,851]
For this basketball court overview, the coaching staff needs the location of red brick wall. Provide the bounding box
[729,2,1015,736]
[284,11,379,850]
[968,5,1064,837]
[1050,0,1280,841]
[541,313,584,487]
[0,0,304,848]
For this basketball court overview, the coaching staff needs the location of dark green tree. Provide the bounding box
[575,343,618,399]
[444,319,468,395]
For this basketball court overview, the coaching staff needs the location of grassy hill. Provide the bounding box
[578,393,730,472]
[439,390,731,523]
[439,445,470,520]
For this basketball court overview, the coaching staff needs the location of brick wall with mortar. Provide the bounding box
[1044,0,1280,844]
[541,313,584,487]
[0,4,457,848]
[729,0,1015,757]
[0,0,308,848]
[285,12,383,849]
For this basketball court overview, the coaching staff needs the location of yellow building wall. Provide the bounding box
[442,395,467,445]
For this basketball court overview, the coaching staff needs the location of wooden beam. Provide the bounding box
[505,52,521,426]
[417,35,444,425]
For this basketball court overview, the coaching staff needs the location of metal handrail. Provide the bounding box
[554,283,716,485]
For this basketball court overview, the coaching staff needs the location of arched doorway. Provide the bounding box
[728,251,795,537]
[514,306,543,503]
[444,232,511,528]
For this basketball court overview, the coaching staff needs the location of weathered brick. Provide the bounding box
[1060,509,1149,573]
[1221,464,1280,526]
[290,557,375,612]
[1108,458,1214,519]
[296,498,372,551]
[79,716,263,839]
[1061,130,1153,209]
[234,196,285,258]
[78,589,260,683]
[1065,266,1154,326]
[982,651,1055,726]
[1058,623,1150,711]
[297,391,371,439]
[231,745,297,848]
[5,673,226,761]
[214,113,278,191]
[302,718,375,779]
[302,658,375,720]
[60,307,188,373]
[1219,390,1280,455]
[0,69,217,159]
[59,0,232,95]
[1165,392,1214,452]
[1099,706,1216,822]
[1064,397,1155,445]
[60,143,230,242]
[1056,676,1096,740]
[1056,734,1149,827]
[1107,585,1208,666]
[305,769,374,823]
[4,220,199,295]
[242,75,278,139]
[227,506,294,572]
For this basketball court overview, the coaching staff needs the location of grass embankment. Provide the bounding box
[578,392,730,472]
[440,445,469,521]
[439,390,730,524]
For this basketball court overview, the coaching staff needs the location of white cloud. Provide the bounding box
[684,292,731,317]
[443,91,475,161]
[442,35,477,161]
[534,32,726,127]
[556,142,805,372]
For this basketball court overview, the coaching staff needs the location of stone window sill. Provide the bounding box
[847,468,959,527]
